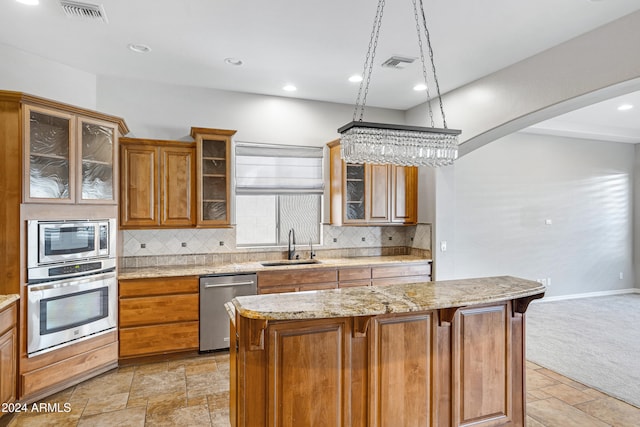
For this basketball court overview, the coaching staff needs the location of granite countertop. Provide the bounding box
[0,294,20,311]
[231,276,546,321]
[118,255,431,280]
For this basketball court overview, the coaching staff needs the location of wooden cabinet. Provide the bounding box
[338,267,372,288]
[328,140,417,225]
[118,276,199,359]
[259,262,432,293]
[191,127,236,227]
[371,262,431,286]
[258,268,338,294]
[232,299,527,427]
[23,104,124,205]
[0,302,17,409]
[120,138,196,228]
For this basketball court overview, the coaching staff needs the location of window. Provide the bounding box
[235,142,323,247]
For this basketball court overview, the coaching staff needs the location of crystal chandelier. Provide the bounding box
[339,0,462,167]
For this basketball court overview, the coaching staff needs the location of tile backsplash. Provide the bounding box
[120,223,431,267]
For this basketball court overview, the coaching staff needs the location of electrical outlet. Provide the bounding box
[620,272,624,280]
[440,241,447,252]
[547,277,551,287]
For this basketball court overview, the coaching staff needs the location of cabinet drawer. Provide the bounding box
[119,276,198,297]
[338,267,371,282]
[258,268,337,288]
[372,274,431,287]
[119,294,199,327]
[0,302,17,335]
[339,280,371,288]
[259,286,299,295]
[119,321,199,357]
[371,263,431,279]
[298,282,339,292]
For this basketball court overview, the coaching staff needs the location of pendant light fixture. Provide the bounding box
[339,0,461,167]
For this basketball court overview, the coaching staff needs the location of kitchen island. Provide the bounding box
[228,276,545,427]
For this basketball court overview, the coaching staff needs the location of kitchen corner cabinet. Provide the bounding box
[0,302,17,409]
[120,138,196,228]
[23,103,127,205]
[328,140,417,225]
[191,127,236,227]
[118,276,199,359]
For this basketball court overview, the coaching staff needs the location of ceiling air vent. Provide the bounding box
[60,0,108,23]
[381,55,416,69]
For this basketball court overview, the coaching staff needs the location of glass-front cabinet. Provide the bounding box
[23,104,123,204]
[191,127,236,227]
[24,106,75,203]
[79,118,118,203]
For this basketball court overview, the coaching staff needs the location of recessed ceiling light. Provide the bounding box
[16,0,39,5]
[283,84,297,92]
[128,43,151,53]
[348,75,363,83]
[224,57,243,66]
[617,104,633,111]
[413,83,427,91]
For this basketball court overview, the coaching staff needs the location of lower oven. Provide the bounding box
[27,270,117,357]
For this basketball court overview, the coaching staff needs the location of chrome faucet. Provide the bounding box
[309,240,316,259]
[288,229,296,260]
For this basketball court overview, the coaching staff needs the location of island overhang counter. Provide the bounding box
[228,276,545,427]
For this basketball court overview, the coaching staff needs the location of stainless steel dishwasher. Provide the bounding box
[199,273,257,351]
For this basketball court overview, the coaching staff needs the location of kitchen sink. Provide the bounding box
[260,259,320,267]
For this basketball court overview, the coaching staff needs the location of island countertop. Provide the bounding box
[231,275,545,320]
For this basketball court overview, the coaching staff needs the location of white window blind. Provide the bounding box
[235,142,323,194]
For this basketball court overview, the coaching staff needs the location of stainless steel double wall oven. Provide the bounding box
[26,219,117,357]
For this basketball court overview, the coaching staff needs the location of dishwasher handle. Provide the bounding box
[202,280,255,289]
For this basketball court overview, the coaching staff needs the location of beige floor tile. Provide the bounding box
[11,402,84,427]
[535,368,589,391]
[71,369,135,400]
[83,392,130,416]
[576,396,640,427]
[145,391,188,417]
[526,415,546,427]
[528,388,554,401]
[77,406,146,427]
[527,369,560,390]
[207,391,229,412]
[526,361,543,370]
[130,367,187,400]
[210,409,231,427]
[134,361,169,375]
[145,404,211,427]
[186,371,229,399]
[527,398,610,427]
[540,383,597,406]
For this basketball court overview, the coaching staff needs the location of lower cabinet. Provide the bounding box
[258,261,432,294]
[0,302,17,410]
[258,269,338,294]
[118,276,199,359]
[231,300,522,427]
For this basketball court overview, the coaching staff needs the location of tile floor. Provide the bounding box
[3,354,639,426]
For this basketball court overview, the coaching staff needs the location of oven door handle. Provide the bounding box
[28,271,116,292]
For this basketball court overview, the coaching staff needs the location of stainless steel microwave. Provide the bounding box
[27,219,116,281]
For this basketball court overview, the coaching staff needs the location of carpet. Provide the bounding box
[525,293,640,408]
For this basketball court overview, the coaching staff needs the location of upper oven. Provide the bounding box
[27,219,116,282]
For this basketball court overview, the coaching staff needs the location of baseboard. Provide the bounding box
[536,287,640,303]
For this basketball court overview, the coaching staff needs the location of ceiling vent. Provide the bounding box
[60,1,108,23]
[381,55,416,69]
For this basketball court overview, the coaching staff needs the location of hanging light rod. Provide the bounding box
[339,0,462,167]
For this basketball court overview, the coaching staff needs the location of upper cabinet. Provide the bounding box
[120,138,196,228]
[328,140,417,226]
[191,127,236,227]
[19,95,127,205]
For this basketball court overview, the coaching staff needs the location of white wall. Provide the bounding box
[451,132,635,296]
[0,43,96,109]
[96,76,404,145]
